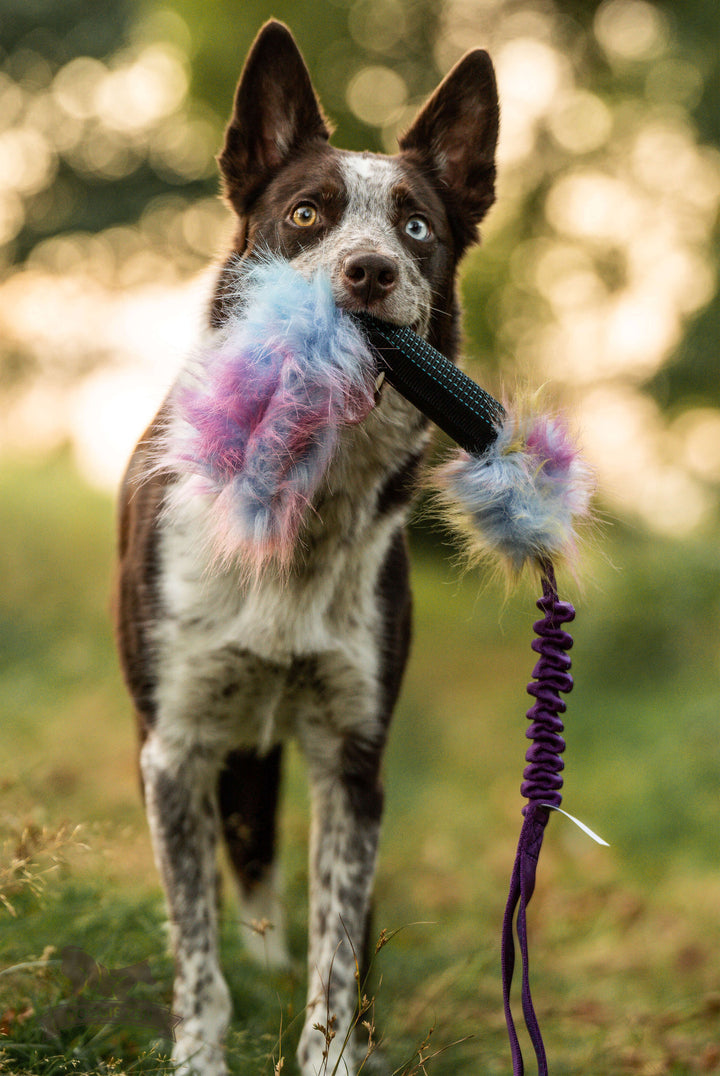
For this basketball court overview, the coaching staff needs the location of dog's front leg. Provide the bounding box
[140,734,231,1076]
[297,732,383,1076]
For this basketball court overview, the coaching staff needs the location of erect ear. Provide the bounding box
[399,50,499,245]
[218,21,331,214]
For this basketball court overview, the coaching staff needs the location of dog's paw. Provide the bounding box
[171,1039,229,1076]
[171,969,232,1076]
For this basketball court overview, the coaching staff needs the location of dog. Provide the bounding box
[115,20,498,1075]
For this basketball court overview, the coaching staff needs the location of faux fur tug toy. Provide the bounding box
[351,311,594,576]
[434,404,593,575]
[164,258,593,577]
[164,260,597,1076]
[162,259,375,571]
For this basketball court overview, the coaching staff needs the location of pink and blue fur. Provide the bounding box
[164,258,591,578]
[434,404,594,575]
[163,259,375,572]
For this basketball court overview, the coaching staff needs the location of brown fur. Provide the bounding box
[115,21,498,1076]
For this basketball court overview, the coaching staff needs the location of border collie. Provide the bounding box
[116,20,498,1075]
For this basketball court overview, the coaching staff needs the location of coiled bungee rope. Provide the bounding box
[501,562,574,1075]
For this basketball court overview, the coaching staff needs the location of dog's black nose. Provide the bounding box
[342,251,398,305]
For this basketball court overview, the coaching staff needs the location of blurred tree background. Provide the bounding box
[1,0,719,525]
[2,2,720,1072]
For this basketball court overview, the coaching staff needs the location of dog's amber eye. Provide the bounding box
[291,203,318,228]
[404,216,431,241]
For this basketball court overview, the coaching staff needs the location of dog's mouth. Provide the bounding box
[336,295,424,337]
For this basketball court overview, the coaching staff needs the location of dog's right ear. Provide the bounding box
[218,21,331,214]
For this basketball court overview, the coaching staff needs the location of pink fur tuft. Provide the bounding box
[163,260,376,571]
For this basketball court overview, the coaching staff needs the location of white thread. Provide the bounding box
[542,805,610,847]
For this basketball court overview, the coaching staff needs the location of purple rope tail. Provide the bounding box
[501,561,575,1075]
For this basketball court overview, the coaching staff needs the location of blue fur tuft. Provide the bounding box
[435,410,594,573]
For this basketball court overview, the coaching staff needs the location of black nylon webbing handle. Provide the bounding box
[351,313,505,455]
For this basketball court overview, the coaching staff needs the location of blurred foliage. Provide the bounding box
[0,0,444,268]
[0,0,215,263]
[643,0,720,410]
[1,0,720,521]
[147,0,445,150]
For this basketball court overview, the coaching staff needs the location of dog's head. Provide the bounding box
[212,21,499,356]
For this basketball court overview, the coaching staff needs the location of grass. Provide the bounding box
[1,452,719,1073]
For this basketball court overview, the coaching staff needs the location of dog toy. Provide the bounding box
[354,313,599,1076]
[162,258,375,572]
[165,261,599,1073]
[354,314,593,575]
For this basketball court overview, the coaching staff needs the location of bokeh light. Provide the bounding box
[594,0,669,64]
[0,0,719,542]
[346,65,408,126]
[433,0,720,535]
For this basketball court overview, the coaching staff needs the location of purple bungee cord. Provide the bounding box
[501,560,574,1075]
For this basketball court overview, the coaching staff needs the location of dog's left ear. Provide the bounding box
[399,50,499,246]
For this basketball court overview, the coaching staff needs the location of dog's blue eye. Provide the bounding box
[405,216,431,241]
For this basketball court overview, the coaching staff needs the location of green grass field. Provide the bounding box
[1,454,719,1074]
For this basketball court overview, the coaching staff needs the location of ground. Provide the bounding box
[1,454,719,1074]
